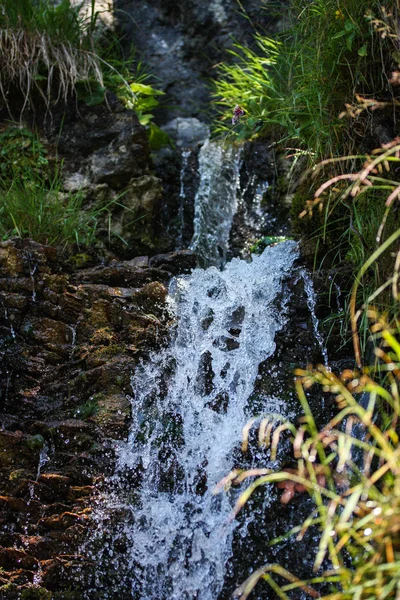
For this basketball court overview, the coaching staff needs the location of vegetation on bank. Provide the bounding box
[0,0,166,248]
[214,0,400,597]
[216,315,400,598]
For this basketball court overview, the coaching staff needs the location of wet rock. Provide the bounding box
[0,238,193,596]
[163,117,209,147]
[8,569,34,585]
[0,243,24,277]
[148,249,197,274]
[37,475,71,501]
[67,486,95,501]
[38,512,89,531]
[91,393,131,439]
[0,431,39,482]
[0,548,39,571]
[131,281,168,308]
[41,555,94,591]
[0,496,28,512]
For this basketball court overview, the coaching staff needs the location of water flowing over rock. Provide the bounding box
[191,140,242,267]
[87,241,299,599]
[0,239,196,598]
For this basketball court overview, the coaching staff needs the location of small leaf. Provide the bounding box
[148,123,173,150]
[130,82,164,96]
[358,44,367,57]
[138,113,153,126]
[332,30,348,40]
[136,96,159,111]
[345,19,356,31]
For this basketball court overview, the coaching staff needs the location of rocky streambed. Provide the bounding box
[0,239,195,598]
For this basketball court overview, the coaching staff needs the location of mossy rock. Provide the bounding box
[91,393,131,438]
[0,583,19,600]
[21,587,52,600]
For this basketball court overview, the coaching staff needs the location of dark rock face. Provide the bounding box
[114,0,288,123]
[40,95,167,258]
[0,239,196,598]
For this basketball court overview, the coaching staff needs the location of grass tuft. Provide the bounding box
[0,0,103,115]
[216,311,400,599]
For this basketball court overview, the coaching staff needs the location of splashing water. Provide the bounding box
[190,140,242,267]
[177,149,192,250]
[302,270,329,366]
[89,241,298,599]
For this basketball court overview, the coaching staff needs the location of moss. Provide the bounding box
[0,583,19,600]
[92,344,126,360]
[73,398,99,420]
[69,253,92,269]
[26,434,45,451]
[21,588,52,600]
[9,468,35,481]
[90,327,115,345]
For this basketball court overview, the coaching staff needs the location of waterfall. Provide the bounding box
[87,137,302,599]
[89,241,298,599]
[190,140,242,268]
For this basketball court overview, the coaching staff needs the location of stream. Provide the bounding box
[86,140,324,599]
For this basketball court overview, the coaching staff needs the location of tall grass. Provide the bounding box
[213,0,397,160]
[216,311,400,599]
[300,139,400,363]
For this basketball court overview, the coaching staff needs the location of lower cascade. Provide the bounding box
[88,240,299,599]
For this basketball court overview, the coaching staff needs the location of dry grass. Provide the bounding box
[0,28,103,114]
[215,309,400,599]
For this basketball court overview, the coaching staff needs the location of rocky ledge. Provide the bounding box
[0,239,196,599]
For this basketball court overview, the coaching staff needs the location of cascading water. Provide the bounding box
[87,139,300,599]
[190,140,242,267]
[302,270,329,366]
[89,242,298,599]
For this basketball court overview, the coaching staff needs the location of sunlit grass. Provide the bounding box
[216,309,400,598]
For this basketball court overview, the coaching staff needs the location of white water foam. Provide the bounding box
[89,241,298,599]
[190,140,242,267]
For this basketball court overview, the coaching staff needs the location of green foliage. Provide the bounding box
[250,236,290,254]
[21,587,52,600]
[213,0,396,160]
[0,0,104,113]
[217,313,400,599]
[0,180,88,247]
[0,124,117,248]
[0,0,85,40]
[0,125,48,181]
[0,0,165,138]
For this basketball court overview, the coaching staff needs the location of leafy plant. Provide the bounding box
[216,310,400,599]
[0,125,49,181]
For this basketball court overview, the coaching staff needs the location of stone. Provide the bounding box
[38,512,89,531]
[90,394,131,438]
[125,255,149,268]
[148,249,197,274]
[163,117,210,147]
[0,548,39,571]
[131,281,168,308]
[62,172,91,192]
[37,475,71,501]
